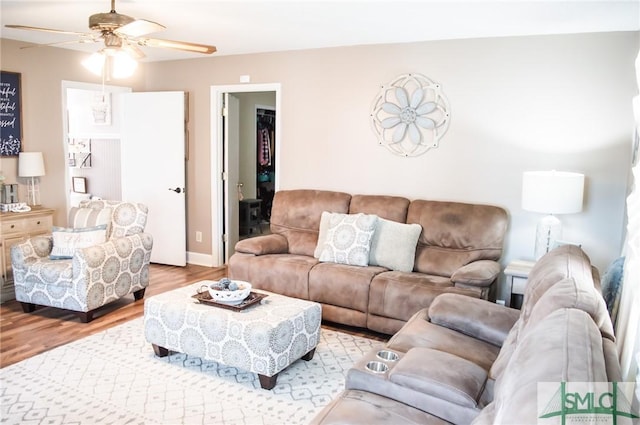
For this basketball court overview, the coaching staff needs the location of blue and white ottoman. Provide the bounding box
[143,282,322,389]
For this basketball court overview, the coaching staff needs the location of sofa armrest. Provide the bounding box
[234,234,288,255]
[10,235,53,268]
[427,293,520,347]
[450,260,500,287]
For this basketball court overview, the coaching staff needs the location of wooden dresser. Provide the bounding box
[0,207,55,303]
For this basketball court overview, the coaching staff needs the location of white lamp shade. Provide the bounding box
[522,171,584,214]
[18,152,46,177]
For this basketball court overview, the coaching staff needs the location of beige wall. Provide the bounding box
[144,32,639,278]
[2,32,639,298]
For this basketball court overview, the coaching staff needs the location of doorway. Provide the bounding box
[62,82,188,266]
[210,84,281,266]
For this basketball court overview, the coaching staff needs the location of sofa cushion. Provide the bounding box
[476,308,608,424]
[489,275,614,381]
[369,218,421,272]
[68,207,112,235]
[318,213,377,266]
[309,262,386,327]
[408,200,507,277]
[348,194,410,223]
[428,293,520,348]
[270,189,351,257]
[386,308,500,372]
[78,200,148,237]
[309,389,450,425]
[389,347,488,408]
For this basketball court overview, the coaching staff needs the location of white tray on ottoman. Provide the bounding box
[143,281,322,389]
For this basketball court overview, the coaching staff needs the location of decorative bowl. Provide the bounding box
[207,280,252,305]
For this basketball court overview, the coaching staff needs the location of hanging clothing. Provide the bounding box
[258,127,271,166]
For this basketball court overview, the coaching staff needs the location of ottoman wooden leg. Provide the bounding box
[152,344,170,357]
[302,347,316,361]
[258,373,278,390]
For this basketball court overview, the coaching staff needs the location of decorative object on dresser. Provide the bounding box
[521,170,584,259]
[18,151,46,206]
[11,200,153,322]
[0,207,54,303]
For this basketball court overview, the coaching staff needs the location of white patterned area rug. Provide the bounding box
[0,317,379,425]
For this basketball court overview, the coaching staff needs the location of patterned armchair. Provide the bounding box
[11,200,153,322]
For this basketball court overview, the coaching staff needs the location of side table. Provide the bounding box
[504,259,536,309]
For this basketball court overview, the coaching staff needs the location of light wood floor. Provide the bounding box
[0,263,387,368]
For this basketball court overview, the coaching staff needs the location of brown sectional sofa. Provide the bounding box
[311,245,621,424]
[229,189,508,335]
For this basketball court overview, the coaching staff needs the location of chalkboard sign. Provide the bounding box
[0,71,22,156]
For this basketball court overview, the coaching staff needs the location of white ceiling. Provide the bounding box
[1,1,639,62]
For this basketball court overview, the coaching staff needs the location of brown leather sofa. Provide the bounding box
[229,189,508,335]
[310,245,621,424]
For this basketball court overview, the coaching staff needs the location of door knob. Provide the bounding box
[169,187,183,194]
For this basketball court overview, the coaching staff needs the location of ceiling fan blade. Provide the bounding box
[115,19,165,38]
[5,24,89,36]
[20,38,99,49]
[135,37,216,54]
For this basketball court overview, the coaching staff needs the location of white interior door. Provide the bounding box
[120,91,186,266]
[224,93,240,261]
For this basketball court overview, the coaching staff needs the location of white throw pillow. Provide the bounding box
[318,213,378,266]
[314,211,333,258]
[369,218,422,272]
[50,224,108,260]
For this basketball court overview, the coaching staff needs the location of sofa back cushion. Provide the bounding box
[270,189,351,256]
[519,245,596,329]
[489,275,614,380]
[407,200,508,276]
[474,308,610,424]
[77,200,148,238]
[349,194,410,223]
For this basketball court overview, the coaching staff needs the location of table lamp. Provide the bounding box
[522,170,584,259]
[18,152,46,206]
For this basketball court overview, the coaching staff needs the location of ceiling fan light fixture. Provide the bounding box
[82,51,106,76]
[110,49,138,79]
[82,48,137,79]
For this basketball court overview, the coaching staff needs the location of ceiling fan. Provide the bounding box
[5,0,217,59]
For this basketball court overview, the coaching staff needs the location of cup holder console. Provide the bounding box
[366,361,389,373]
[347,347,403,390]
[376,350,399,362]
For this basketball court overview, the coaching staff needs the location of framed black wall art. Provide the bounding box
[0,71,23,156]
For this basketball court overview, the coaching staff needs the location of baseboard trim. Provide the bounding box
[186,251,216,267]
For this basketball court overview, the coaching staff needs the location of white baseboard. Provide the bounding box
[186,251,217,267]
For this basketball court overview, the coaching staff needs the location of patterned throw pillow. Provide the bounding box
[50,224,108,260]
[369,218,422,272]
[318,213,378,266]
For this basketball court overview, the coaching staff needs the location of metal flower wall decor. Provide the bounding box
[371,73,450,157]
